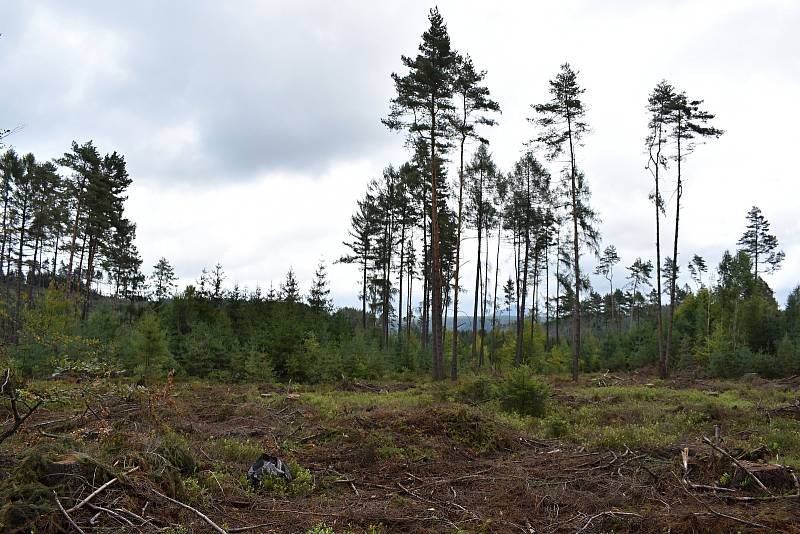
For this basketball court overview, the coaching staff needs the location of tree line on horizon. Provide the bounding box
[1,8,799,384]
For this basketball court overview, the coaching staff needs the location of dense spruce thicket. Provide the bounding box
[2,8,798,383]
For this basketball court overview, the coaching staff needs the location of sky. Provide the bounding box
[1,0,799,309]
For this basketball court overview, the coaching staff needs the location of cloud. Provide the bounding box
[1,0,798,307]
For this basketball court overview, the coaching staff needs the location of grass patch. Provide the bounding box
[205,437,264,464]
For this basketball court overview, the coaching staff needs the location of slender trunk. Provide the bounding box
[513,229,520,355]
[398,223,405,339]
[52,232,60,280]
[566,114,581,382]
[15,200,29,330]
[28,233,39,304]
[665,127,681,376]
[471,229,482,363]
[422,207,429,348]
[530,249,539,344]
[0,187,9,278]
[516,226,529,366]
[471,170,484,364]
[82,237,96,320]
[66,176,86,291]
[451,132,466,379]
[545,239,550,349]
[479,221,490,367]
[429,117,445,380]
[361,248,367,329]
[406,238,413,341]
[490,217,501,366]
[653,123,666,378]
[555,232,561,346]
[76,233,87,293]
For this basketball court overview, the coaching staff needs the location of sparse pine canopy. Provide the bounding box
[532,63,588,162]
[737,206,785,277]
[531,62,596,381]
[688,254,707,287]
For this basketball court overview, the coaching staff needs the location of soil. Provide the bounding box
[2,376,799,533]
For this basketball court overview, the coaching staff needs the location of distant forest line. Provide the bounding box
[1,8,798,383]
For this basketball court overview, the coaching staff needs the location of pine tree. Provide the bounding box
[280,268,301,303]
[532,63,595,381]
[151,257,177,302]
[211,263,226,301]
[57,141,101,292]
[737,206,785,278]
[688,254,707,288]
[466,143,497,366]
[133,311,172,384]
[664,89,723,376]
[645,81,676,378]
[384,7,457,380]
[450,53,499,379]
[594,245,621,325]
[308,259,333,313]
[626,258,653,327]
[340,192,379,328]
[0,150,22,278]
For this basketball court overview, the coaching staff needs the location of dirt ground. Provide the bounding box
[2,373,799,533]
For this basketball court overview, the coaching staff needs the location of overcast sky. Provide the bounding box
[2,0,798,309]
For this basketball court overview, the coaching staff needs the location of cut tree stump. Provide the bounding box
[731,461,794,490]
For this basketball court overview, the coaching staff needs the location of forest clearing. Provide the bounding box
[3,2,800,532]
[2,371,799,533]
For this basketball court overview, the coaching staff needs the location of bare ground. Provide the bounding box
[2,373,800,533]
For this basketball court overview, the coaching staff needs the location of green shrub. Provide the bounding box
[156,433,197,476]
[457,375,498,404]
[498,365,548,417]
[445,408,502,453]
[253,460,313,497]
[545,415,571,438]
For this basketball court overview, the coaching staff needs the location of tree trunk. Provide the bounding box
[516,226,529,366]
[555,234,561,346]
[398,222,405,339]
[490,217,501,367]
[471,171,483,365]
[479,220,490,367]
[66,176,86,291]
[665,121,683,377]
[430,125,444,380]
[361,248,368,329]
[0,190,9,278]
[545,239,550,349]
[566,113,581,382]
[451,133,466,379]
[422,207,429,349]
[653,123,667,378]
[15,200,28,332]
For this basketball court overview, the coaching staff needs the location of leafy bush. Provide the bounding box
[498,365,548,417]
